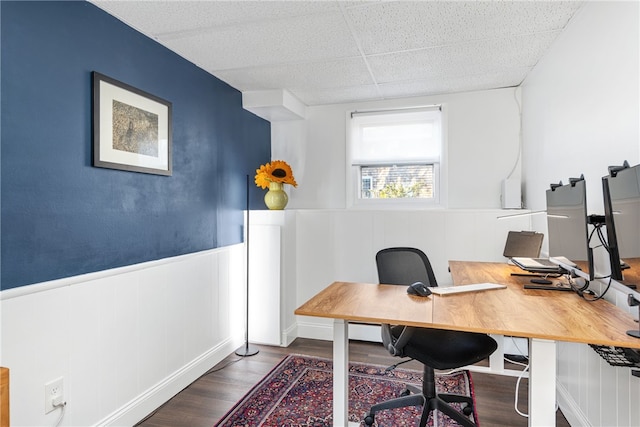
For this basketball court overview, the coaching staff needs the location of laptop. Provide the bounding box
[503,231,563,273]
[510,257,562,273]
[503,231,544,258]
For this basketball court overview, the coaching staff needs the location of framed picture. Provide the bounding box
[92,71,172,176]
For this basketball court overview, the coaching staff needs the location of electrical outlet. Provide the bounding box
[44,377,64,414]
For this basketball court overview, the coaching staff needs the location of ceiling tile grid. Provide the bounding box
[91,0,584,106]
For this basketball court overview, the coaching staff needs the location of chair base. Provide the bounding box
[363,394,475,427]
[363,367,476,427]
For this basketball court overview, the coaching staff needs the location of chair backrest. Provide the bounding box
[376,247,438,357]
[376,247,438,287]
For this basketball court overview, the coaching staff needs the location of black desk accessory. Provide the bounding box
[407,281,431,297]
[627,294,640,339]
[510,272,561,278]
[524,283,573,291]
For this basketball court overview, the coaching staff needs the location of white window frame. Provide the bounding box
[346,105,447,209]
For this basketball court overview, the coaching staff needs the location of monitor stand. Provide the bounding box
[627,295,640,339]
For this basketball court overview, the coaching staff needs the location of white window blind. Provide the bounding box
[350,107,441,166]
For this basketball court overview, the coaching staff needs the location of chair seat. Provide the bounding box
[392,325,497,370]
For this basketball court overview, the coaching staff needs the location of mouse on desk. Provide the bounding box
[407,281,432,297]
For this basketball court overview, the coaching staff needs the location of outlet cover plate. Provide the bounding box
[44,377,64,414]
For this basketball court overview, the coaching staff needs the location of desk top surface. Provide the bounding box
[294,261,640,349]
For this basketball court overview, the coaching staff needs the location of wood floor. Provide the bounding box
[135,338,570,427]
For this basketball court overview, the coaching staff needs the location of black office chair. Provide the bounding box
[363,247,498,427]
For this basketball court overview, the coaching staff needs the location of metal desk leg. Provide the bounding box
[333,319,349,426]
[528,338,556,427]
[489,334,505,373]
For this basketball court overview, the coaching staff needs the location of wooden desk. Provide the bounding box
[295,261,640,427]
[618,257,640,289]
[447,261,639,346]
[0,367,8,427]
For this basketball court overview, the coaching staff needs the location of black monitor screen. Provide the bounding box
[546,178,593,280]
[602,163,640,287]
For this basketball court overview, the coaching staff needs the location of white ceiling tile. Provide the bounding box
[377,68,531,99]
[92,1,342,36]
[290,85,382,106]
[367,32,560,84]
[346,1,582,55]
[215,57,373,92]
[91,1,203,35]
[160,10,359,70]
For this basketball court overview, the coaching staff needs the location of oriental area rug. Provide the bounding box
[215,354,477,427]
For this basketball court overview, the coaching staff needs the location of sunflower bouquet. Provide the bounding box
[254,160,298,189]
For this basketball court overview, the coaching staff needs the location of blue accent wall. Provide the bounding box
[1,1,271,290]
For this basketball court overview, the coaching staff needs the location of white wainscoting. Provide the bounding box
[290,208,533,328]
[0,245,246,427]
[246,208,534,346]
[556,282,640,427]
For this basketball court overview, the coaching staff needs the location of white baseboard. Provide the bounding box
[96,338,241,427]
[295,320,381,343]
[556,380,591,427]
[348,324,382,343]
[296,320,333,341]
[282,323,298,347]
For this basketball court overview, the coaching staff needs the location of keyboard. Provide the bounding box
[429,282,507,295]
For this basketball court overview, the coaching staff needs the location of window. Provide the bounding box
[348,106,443,206]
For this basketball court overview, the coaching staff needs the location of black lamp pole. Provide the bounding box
[236,174,259,357]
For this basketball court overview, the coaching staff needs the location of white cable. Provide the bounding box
[435,367,465,376]
[505,87,523,180]
[514,363,530,417]
[53,400,67,427]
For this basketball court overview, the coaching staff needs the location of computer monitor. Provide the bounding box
[602,161,640,288]
[546,176,594,280]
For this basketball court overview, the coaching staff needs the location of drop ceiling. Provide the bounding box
[91,0,583,107]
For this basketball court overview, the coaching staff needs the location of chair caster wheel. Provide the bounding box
[364,413,375,426]
[462,404,473,416]
[400,388,411,397]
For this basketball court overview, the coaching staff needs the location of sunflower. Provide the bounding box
[255,160,297,189]
[254,163,272,189]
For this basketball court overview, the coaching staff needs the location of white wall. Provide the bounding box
[0,246,245,426]
[521,2,640,426]
[291,209,533,341]
[522,2,640,215]
[270,87,529,344]
[273,87,522,210]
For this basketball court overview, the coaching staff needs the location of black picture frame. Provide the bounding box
[92,71,172,176]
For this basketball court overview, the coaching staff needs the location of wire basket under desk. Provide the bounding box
[589,344,640,367]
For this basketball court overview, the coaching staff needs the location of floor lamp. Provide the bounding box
[236,174,259,357]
